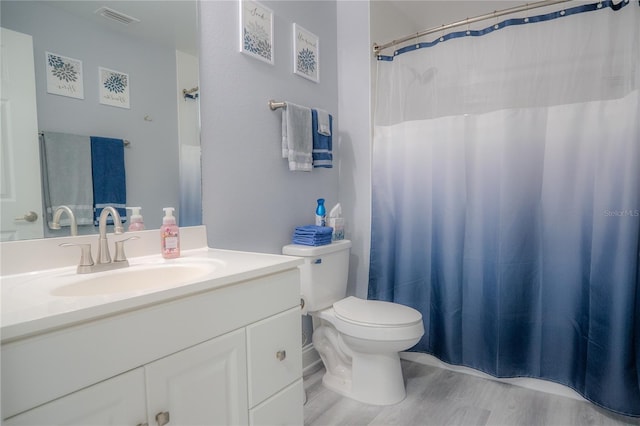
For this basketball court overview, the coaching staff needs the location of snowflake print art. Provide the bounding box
[239,0,274,65]
[243,25,272,61]
[296,48,316,76]
[46,52,84,99]
[103,72,128,94]
[47,54,78,82]
[51,62,78,83]
[99,67,130,109]
[293,24,319,83]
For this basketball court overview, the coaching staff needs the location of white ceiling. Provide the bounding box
[47,0,198,56]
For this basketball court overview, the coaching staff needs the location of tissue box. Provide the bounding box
[328,217,344,241]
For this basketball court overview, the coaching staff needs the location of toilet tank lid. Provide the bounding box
[283,239,352,256]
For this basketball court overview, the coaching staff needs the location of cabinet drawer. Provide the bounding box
[249,379,304,426]
[246,307,302,407]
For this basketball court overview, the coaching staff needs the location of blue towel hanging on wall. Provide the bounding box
[311,109,333,168]
[90,136,126,225]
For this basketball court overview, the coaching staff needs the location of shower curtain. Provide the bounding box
[369,1,640,416]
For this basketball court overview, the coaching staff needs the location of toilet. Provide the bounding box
[283,240,424,405]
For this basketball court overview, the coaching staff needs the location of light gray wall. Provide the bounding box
[1,1,180,232]
[199,1,530,305]
[199,0,339,254]
[337,2,373,299]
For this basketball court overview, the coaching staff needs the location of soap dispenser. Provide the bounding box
[126,206,145,231]
[160,207,180,259]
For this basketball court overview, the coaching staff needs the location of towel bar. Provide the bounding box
[268,100,287,110]
[39,132,130,147]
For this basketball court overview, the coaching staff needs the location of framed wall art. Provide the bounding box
[239,0,274,65]
[99,67,130,109]
[46,52,84,99]
[293,24,319,83]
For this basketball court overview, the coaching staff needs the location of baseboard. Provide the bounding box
[400,352,585,402]
[302,343,323,376]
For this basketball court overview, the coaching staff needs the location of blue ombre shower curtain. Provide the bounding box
[369,2,640,416]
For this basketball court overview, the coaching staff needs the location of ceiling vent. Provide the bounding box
[95,6,140,25]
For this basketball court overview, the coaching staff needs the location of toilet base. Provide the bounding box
[322,350,406,406]
[310,304,423,407]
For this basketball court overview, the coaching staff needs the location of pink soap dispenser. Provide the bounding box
[160,207,180,259]
[126,206,145,231]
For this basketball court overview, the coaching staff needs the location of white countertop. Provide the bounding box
[1,227,303,343]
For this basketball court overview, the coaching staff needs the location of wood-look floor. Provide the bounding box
[303,359,640,426]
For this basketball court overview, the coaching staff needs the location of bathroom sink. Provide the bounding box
[50,260,221,297]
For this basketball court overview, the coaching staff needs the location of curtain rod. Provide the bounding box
[372,0,573,55]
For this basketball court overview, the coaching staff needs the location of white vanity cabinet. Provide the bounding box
[2,267,303,426]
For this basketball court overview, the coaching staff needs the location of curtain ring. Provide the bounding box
[466,18,471,36]
[439,25,445,42]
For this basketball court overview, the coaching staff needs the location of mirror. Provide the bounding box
[0,0,201,240]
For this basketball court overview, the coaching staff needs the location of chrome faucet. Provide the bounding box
[97,206,125,264]
[51,206,78,236]
[60,206,138,274]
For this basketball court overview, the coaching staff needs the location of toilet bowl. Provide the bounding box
[282,240,425,406]
[312,297,423,405]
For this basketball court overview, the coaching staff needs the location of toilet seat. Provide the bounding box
[316,297,424,342]
[333,296,422,327]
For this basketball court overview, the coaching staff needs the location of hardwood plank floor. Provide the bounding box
[304,360,640,426]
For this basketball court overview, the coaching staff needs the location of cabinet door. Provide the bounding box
[3,368,146,426]
[145,328,248,426]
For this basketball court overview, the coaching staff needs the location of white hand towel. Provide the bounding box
[281,102,313,172]
[316,108,331,136]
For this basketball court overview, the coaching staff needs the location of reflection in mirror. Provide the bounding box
[0,1,201,241]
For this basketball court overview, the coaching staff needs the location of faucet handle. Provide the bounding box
[60,243,94,274]
[113,236,140,263]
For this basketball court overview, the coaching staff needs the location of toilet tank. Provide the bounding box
[283,240,352,314]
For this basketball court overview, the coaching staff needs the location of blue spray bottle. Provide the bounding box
[315,198,326,227]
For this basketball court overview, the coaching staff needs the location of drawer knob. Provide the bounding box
[276,350,287,361]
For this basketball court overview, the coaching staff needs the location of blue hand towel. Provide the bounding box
[292,237,332,246]
[294,225,333,234]
[315,109,331,136]
[90,136,126,225]
[40,131,94,228]
[311,109,333,168]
